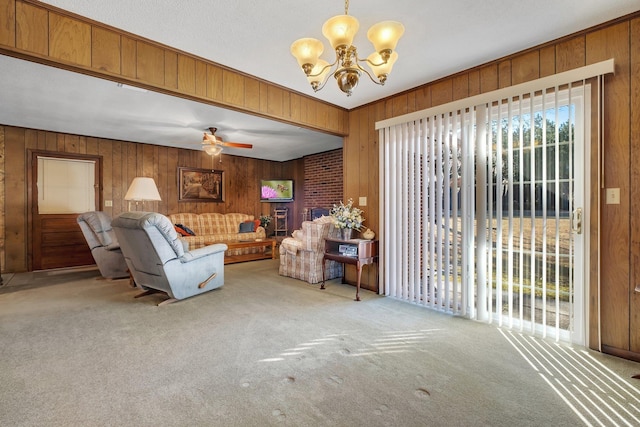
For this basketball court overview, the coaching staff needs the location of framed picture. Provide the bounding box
[178,167,224,202]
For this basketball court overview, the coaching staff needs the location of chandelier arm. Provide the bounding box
[313,66,336,92]
[358,55,388,67]
[355,62,384,86]
[308,57,339,78]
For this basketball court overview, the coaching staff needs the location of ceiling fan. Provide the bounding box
[202,127,253,155]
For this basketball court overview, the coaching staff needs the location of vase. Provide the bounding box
[362,228,375,240]
[342,228,353,240]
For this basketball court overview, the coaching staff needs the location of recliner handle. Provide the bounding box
[198,272,218,289]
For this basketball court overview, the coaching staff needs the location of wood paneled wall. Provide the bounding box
[1,125,303,273]
[346,12,640,357]
[0,0,348,136]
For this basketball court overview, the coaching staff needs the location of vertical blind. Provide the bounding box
[376,59,613,343]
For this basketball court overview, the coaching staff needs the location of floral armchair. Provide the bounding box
[279,216,343,284]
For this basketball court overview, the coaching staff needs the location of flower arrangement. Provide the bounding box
[330,198,364,230]
[259,214,273,228]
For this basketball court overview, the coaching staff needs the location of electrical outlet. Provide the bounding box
[104,200,113,207]
[605,188,620,205]
[359,196,367,206]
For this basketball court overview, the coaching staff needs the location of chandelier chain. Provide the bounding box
[345,0,349,15]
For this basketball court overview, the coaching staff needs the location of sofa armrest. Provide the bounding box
[179,243,228,262]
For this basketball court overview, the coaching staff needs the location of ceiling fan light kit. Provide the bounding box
[201,127,253,157]
[290,0,404,96]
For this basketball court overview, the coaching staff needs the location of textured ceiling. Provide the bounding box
[1,1,638,160]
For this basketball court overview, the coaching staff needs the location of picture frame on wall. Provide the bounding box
[178,167,224,202]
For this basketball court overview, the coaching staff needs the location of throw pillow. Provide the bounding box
[292,229,304,241]
[239,221,254,233]
[175,223,196,236]
[253,219,261,230]
[174,225,190,237]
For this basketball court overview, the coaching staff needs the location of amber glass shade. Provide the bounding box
[367,51,398,79]
[290,38,324,69]
[367,21,405,53]
[306,59,331,85]
[322,15,359,49]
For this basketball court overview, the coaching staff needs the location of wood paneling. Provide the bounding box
[267,86,284,117]
[431,79,453,106]
[587,22,631,350]
[0,0,15,47]
[498,60,512,88]
[0,126,5,275]
[164,51,177,89]
[512,51,539,85]
[540,45,556,77]
[121,36,136,78]
[15,0,47,55]
[557,36,586,72]
[195,60,207,98]
[92,27,120,73]
[4,127,27,271]
[136,41,164,86]
[414,85,431,110]
[206,64,223,101]
[630,17,640,353]
[177,54,196,94]
[223,70,245,106]
[479,64,498,93]
[452,74,469,101]
[49,12,91,66]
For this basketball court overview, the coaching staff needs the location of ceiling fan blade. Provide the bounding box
[220,141,253,149]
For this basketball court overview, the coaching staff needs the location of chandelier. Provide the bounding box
[290,0,404,96]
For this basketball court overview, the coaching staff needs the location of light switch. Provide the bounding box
[104,200,113,207]
[359,196,367,206]
[605,188,620,205]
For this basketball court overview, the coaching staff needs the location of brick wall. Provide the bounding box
[304,149,343,213]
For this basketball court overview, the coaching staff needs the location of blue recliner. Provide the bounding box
[77,211,130,280]
[111,211,227,305]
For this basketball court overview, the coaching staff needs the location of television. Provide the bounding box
[260,179,294,202]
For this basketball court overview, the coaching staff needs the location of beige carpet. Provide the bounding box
[1,260,640,426]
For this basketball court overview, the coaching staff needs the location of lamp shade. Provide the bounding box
[367,51,398,79]
[322,14,359,49]
[290,38,324,70]
[204,144,223,156]
[124,177,161,201]
[367,20,405,53]
[306,59,331,86]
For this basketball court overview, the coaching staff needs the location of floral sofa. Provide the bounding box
[279,216,343,284]
[168,213,266,255]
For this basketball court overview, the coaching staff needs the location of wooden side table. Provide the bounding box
[322,238,378,301]
[273,208,288,237]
